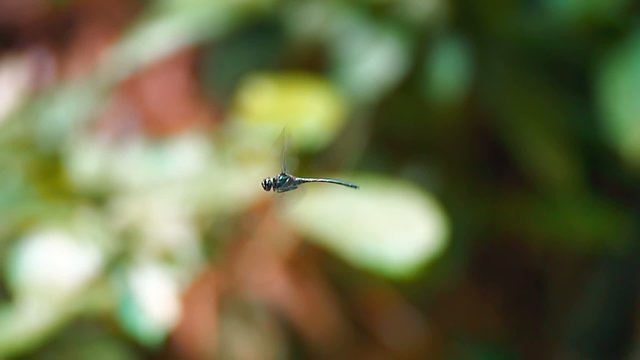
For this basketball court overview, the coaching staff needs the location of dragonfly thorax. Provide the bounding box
[262,173,297,192]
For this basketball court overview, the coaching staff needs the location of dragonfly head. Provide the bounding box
[261,177,274,191]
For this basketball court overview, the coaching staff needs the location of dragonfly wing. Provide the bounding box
[275,128,299,175]
[280,128,288,173]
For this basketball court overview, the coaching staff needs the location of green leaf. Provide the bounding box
[329,6,412,105]
[116,263,181,347]
[284,176,448,279]
[232,72,347,151]
[543,0,629,22]
[485,61,584,191]
[422,34,473,105]
[598,29,640,167]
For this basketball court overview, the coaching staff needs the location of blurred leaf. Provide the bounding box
[0,300,67,358]
[486,61,585,191]
[422,34,473,105]
[329,5,413,105]
[64,132,215,192]
[392,0,447,25]
[201,20,285,105]
[117,262,182,347]
[284,177,448,278]
[232,72,347,151]
[24,322,139,360]
[283,0,333,43]
[106,0,276,82]
[65,131,270,217]
[0,0,276,152]
[6,228,104,301]
[0,54,31,124]
[543,0,629,23]
[598,28,640,167]
[501,192,631,251]
[218,301,287,360]
[0,213,114,358]
[32,81,104,150]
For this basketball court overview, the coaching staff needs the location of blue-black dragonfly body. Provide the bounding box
[262,172,359,193]
[261,133,359,193]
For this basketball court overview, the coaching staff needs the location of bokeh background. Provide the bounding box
[1,0,639,359]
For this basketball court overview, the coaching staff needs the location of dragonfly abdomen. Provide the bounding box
[297,177,359,189]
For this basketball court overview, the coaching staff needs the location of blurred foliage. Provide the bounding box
[0,0,639,359]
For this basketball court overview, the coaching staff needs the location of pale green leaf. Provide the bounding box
[598,29,640,166]
[330,7,412,105]
[232,72,347,151]
[422,34,473,105]
[284,177,448,278]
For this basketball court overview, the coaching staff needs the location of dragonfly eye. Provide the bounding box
[261,178,273,191]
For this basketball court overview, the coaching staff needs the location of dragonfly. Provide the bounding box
[261,132,359,193]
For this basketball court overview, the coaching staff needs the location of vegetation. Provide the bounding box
[0,0,638,358]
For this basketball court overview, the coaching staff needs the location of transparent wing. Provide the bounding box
[276,128,298,174]
[280,128,288,173]
[272,129,306,209]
